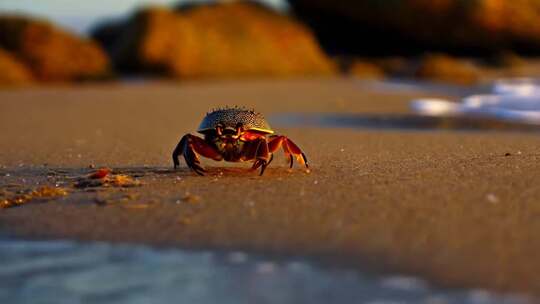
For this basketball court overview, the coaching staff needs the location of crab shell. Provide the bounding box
[197,108,274,134]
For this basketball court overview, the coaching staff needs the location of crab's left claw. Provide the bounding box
[268,135,308,169]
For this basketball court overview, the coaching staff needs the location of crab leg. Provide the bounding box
[243,137,271,175]
[268,135,308,168]
[172,134,222,175]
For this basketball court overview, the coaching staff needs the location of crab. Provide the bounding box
[172,107,308,175]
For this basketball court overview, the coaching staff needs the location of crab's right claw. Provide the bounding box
[172,136,187,169]
[172,134,206,175]
[184,141,206,176]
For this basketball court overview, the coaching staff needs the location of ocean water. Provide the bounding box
[0,239,532,304]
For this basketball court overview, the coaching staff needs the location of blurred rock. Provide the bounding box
[376,57,421,78]
[0,48,33,86]
[488,51,527,69]
[0,15,109,81]
[92,2,335,78]
[347,59,385,79]
[483,52,540,78]
[415,54,481,85]
[288,0,540,55]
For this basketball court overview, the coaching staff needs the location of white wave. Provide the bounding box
[411,78,540,124]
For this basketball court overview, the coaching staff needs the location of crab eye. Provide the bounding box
[215,124,223,136]
[235,123,244,135]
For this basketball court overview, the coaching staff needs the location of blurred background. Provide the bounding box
[1,0,540,86]
[2,2,540,303]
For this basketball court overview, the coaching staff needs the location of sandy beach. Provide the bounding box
[1,78,539,296]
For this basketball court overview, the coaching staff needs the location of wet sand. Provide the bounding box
[1,78,539,296]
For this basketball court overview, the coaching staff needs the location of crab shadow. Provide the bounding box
[118,166,304,178]
[164,166,302,178]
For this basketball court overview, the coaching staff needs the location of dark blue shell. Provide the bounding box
[197,108,273,134]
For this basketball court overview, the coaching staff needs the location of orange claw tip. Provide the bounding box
[89,168,111,179]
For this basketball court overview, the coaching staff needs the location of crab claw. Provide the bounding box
[185,143,206,176]
[172,135,187,169]
[252,154,273,176]
[172,134,222,176]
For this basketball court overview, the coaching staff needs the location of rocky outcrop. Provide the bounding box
[349,61,384,79]
[288,0,540,55]
[92,2,335,78]
[337,57,385,79]
[0,15,109,81]
[0,48,33,86]
[415,54,481,84]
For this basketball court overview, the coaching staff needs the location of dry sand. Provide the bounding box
[0,78,539,296]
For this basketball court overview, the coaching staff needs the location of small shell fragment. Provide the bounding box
[89,168,111,179]
[75,169,141,188]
